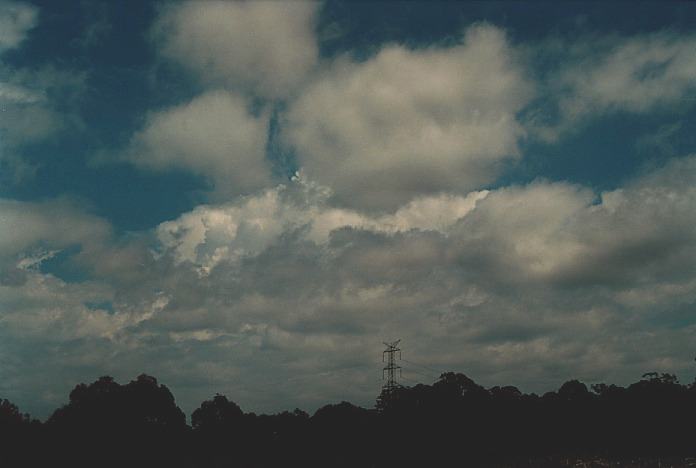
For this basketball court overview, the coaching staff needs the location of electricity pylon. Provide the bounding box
[382,340,402,395]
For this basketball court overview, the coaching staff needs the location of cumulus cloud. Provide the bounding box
[153,1,319,99]
[450,162,696,290]
[155,174,487,274]
[5,155,696,417]
[0,0,37,53]
[61,154,694,415]
[282,24,534,211]
[181,155,694,392]
[5,9,696,419]
[127,90,272,197]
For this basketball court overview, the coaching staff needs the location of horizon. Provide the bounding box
[8,367,694,423]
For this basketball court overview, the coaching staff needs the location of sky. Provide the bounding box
[1,0,696,419]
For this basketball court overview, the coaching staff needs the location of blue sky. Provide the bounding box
[2,0,696,419]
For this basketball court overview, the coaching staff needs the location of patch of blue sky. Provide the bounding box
[266,104,299,180]
[37,244,88,283]
[7,0,155,68]
[1,141,209,232]
[495,110,696,191]
[84,300,115,314]
[318,1,696,58]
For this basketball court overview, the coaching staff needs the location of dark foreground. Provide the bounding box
[2,372,695,467]
[496,457,696,467]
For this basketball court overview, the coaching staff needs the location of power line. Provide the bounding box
[403,368,438,381]
[400,376,420,384]
[401,358,446,377]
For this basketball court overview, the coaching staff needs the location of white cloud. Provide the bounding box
[563,33,696,113]
[128,90,272,197]
[0,272,118,340]
[156,174,487,274]
[152,155,696,405]
[529,33,696,140]
[0,0,37,53]
[127,156,696,410]
[4,156,696,417]
[6,11,696,418]
[282,24,534,211]
[449,156,696,289]
[154,1,319,99]
[0,198,110,259]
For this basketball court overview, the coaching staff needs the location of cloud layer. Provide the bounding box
[4,156,696,416]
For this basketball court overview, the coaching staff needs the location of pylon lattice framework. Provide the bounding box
[382,340,402,394]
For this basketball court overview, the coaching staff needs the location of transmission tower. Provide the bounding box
[382,340,402,395]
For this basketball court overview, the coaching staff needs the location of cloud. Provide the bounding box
[0,84,63,142]
[4,155,696,417]
[0,198,122,410]
[153,1,319,99]
[155,174,487,274]
[562,33,696,113]
[206,155,693,388]
[0,66,87,184]
[282,24,534,211]
[0,59,85,152]
[635,122,683,157]
[89,154,695,415]
[0,0,37,53]
[5,11,696,420]
[450,162,696,291]
[0,198,118,348]
[528,32,696,140]
[127,90,273,197]
[0,198,110,261]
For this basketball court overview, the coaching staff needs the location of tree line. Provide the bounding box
[1,371,695,467]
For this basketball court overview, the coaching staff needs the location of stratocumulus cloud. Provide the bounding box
[4,157,696,416]
[1,1,696,419]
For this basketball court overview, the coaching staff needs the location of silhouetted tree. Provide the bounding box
[5,371,696,467]
[45,375,188,468]
[0,398,30,427]
[192,393,243,431]
[0,398,40,466]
